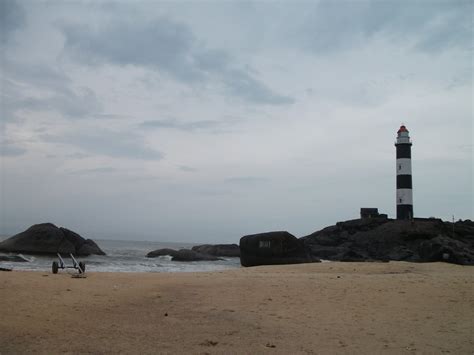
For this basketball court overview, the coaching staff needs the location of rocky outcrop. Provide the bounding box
[191,244,240,257]
[171,249,222,262]
[240,231,316,267]
[301,218,474,265]
[147,248,222,261]
[0,223,106,256]
[146,248,180,258]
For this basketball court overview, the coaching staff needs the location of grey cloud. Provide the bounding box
[42,129,163,161]
[140,118,224,132]
[67,167,119,175]
[2,60,101,120]
[0,139,27,157]
[178,165,197,172]
[4,59,71,92]
[49,88,101,118]
[0,0,26,42]
[414,5,473,52]
[140,115,249,134]
[5,87,102,119]
[301,0,472,53]
[457,144,473,155]
[66,152,90,159]
[62,19,201,82]
[60,18,293,105]
[224,176,269,185]
[194,48,230,73]
[224,69,294,105]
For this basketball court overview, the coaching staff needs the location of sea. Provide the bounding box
[0,239,242,273]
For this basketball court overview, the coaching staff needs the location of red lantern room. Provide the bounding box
[397,125,409,134]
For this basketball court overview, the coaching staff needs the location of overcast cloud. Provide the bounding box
[1,0,472,242]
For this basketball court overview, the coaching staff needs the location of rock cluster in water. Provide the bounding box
[191,244,240,257]
[147,243,240,261]
[0,223,106,256]
[146,248,222,261]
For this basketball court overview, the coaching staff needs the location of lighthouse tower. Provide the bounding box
[395,125,413,219]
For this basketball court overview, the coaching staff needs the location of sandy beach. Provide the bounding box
[0,262,472,354]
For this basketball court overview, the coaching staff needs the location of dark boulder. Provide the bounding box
[77,239,104,256]
[146,248,180,258]
[240,231,316,267]
[340,250,367,262]
[191,244,240,257]
[0,223,106,256]
[418,236,474,265]
[171,249,222,262]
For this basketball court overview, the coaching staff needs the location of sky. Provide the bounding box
[1,0,472,243]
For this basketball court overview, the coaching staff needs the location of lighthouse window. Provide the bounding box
[399,198,402,203]
[398,164,401,170]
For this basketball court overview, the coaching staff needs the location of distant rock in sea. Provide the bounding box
[301,218,474,265]
[146,248,180,258]
[191,244,240,257]
[146,248,222,262]
[0,223,106,256]
[239,231,316,267]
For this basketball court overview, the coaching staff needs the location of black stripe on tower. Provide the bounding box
[397,205,413,220]
[396,144,412,158]
[396,175,412,189]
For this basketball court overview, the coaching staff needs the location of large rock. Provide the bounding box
[146,248,222,261]
[301,218,474,265]
[0,223,106,256]
[240,231,316,267]
[146,248,180,258]
[418,235,473,264]
[171,249,222,262]
[191,244,240,257]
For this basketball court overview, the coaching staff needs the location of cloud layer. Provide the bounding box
[1,0,471,242]
[61,18,293,105]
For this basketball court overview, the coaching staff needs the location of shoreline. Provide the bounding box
[1,262,472,354]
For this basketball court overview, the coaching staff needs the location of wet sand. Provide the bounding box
[0,262,472,354]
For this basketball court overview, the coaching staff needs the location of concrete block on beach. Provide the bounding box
[240,231,316,267]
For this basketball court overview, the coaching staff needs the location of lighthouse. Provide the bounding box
[395,125,413,219]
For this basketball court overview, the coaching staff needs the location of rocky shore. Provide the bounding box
[240,218,474,266]
[2,218,473,268]
[302,217,474,265]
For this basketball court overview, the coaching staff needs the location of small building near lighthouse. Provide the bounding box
[395,125,414,219]
[360,208,388,219]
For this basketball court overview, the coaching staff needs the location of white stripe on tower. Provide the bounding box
[396,158,412,175]
[395,125,413,220]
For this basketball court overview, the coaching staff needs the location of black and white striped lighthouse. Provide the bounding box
[395,125,413,219]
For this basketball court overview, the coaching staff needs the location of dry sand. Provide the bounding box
[0,262,472,354]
